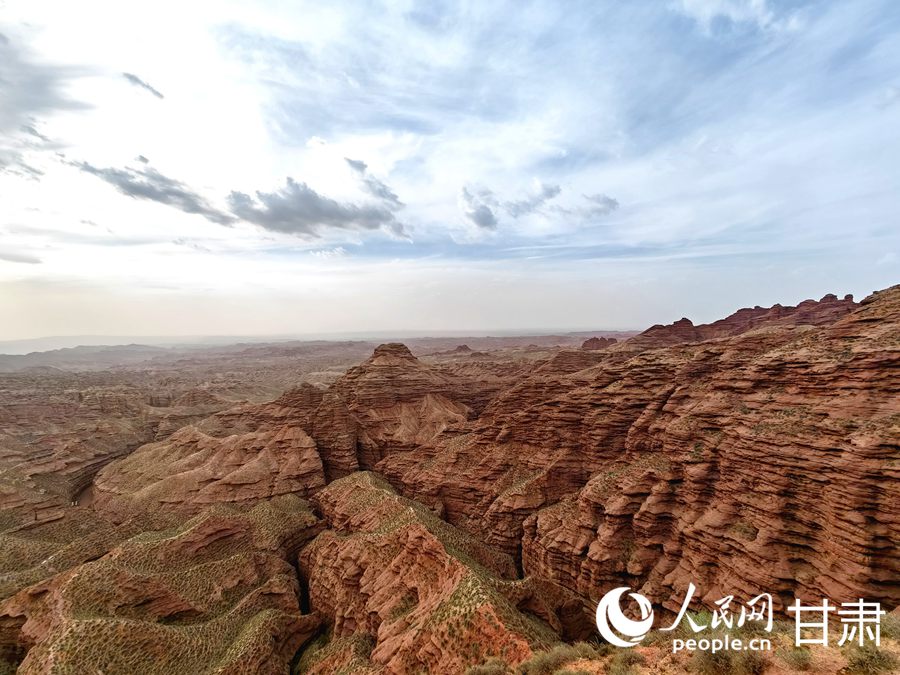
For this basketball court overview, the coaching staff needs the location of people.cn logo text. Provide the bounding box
[595,583,886,655]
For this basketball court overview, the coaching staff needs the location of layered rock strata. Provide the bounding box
[0,496,322,674]
[381,287,900,618]
[298,473,586,674]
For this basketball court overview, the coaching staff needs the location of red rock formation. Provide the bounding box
[299,473,585,674]
[153,388,234,438]
[536,349,608,374]
[311,344,474,479]
[381,287,899,621]
[625,293,858,350]
[1,287,896,673]
[430,344,474,356]
[0,496,321,674]
[0,383,156,528]
[0,374,246,530]
[581,336,618,350]
[521,288,897,616]
[93,385,328,521]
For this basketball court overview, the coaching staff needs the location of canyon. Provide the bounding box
[0,290,897,673]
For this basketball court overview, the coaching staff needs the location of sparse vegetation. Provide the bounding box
[465,657,512,675]
[690,646,769,675]
[777,645,812,671]
[607,649,647,675]
[518,642,605,675]
[388,591,418,619]
[843,643,900,674]
[294,633,376,674]
[881,612,900,641]
[729,520,759,541]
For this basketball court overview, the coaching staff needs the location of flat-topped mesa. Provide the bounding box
[370,342,416,361]
[430,344,475,356]
[332,343,460,409]
[624,292,858,350]
[270,382,325,412]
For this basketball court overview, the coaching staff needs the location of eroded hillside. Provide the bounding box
[0,291,897,673]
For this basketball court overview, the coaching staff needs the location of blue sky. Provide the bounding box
[0,0,897,339]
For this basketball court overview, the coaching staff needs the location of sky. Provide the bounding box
[0,0,898,342]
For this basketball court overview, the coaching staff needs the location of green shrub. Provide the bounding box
[880,613,900,641]
[690,649,731,675]
[465,657,511,675]
[777,645,812,671]
[521,646,579,675]
[607,649,647,675]
[690,647,769,675]
[844,644,900,674]
[592,642,615,657]
[520,643,602,675]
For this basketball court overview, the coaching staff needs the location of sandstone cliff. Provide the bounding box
[380,287,899,620]
[311,344,474,479]
[581,336,618,350]
[298,473,585,674]
[92,385,328,520]
[1,288,896,674]
[624,293,858,350]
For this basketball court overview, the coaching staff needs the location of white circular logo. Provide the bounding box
[595,587,654,647]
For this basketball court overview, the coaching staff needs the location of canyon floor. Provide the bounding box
[0,290,897,674]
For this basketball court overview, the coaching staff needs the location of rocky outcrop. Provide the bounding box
[0,383,156,529]
[535,349,608,374]
[1,287,896,673]
[0,376,242,531]
[0,496,322,674]
[520,289,898,616]
[298,473,586,674]
[581,337,617,350]
[311,344,474,479]
[153,389,234,439]
[381,287,899,620]
[93,386,328,521]
[625,293,858,350]
[430,344,474,356]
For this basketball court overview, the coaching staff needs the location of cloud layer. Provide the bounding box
[0,31,84,177]
[228,177,405,237]
[75,160,236,224]
[0,0,898,338]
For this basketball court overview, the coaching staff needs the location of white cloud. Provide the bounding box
[0,0,897,338]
